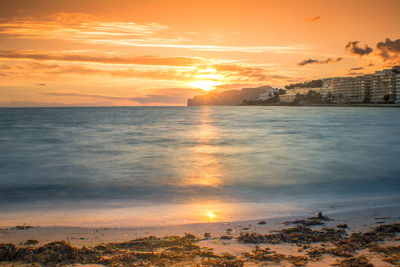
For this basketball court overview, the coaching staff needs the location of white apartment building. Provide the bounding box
[279,87,322,103]
[327,66,400,104]
[258,88,279,101]
[322,78,333,98]
[279,93,296,103]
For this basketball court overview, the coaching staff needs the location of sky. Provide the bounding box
[0,0,399,106]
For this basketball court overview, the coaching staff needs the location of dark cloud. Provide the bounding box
[213,64,288,81]
[297,57,342,66]
[346,72,364,76]
[367,63,374,67]
[307,16,320,23]
[37,83,46,86]
[376,38,400,61]
[349,67,364,70]
[345,41,373,56]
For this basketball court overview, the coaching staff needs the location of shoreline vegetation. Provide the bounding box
[1,207,400,266]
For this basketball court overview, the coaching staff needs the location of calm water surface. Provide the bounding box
[0,106,400,226]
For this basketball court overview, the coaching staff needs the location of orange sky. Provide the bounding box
[0,0,399,106]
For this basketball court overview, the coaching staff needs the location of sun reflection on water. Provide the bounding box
[182,107,223,187]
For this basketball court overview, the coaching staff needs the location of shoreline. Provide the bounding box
[237,103,400,108]
[1,206,400,266]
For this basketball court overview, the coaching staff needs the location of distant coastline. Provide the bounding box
[188,65,400,107]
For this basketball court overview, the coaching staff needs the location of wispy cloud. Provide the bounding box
[41,87,203,105]
[0,13,168,40]
[211,64,289,82]
[297,57,342,66]
[0,58,291,85]
[0,49,205,66]
[88,40,310,53]
[0,13,310,54]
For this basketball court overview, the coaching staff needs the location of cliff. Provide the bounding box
[187,85,272,106]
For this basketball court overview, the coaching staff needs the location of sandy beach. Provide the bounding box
[1,206,400,266]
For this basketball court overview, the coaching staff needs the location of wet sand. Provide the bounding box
[1,206,400,266]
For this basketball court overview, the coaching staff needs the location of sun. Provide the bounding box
[190,80,221,91]
[207,211,216,219]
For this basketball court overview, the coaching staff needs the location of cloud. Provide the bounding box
[345,41,373,56]
[0,56,290,86]
[0,12,168,40]
[41,87,203,105]
[0,100,118,107]
[297,57,342,66]
[42,92,129,100]
[346,72,364,76]
[212,64,289,82]
[349,67,364,71]
[215,83,264,91]
[0,13,310,54]
[100,43,309,53]
[376,38,400,62]
[0,50,205,67]
[37,83,46,86]
[306,16,320,23]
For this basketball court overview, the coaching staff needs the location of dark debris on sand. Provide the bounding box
[238,225,346,244]
[0,234,242,266]
[0,222,399,266]
[332,255,374,267]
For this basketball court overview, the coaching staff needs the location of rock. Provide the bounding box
[24,240,39,246]
[0,243,17,261]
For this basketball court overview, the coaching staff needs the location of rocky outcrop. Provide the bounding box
[187,85,272,106]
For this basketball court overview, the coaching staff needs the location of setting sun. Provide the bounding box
[190,80,221,91]
[207,211,216,219]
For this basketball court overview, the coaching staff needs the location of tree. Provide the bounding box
[383,94,391,103]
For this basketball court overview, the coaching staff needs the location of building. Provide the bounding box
[290,87,323,95]
[279,93,296,103]
[327,66,400,104]
[395,66,400,103]
[279,87,322,103]
[370,68,398,103]
[330,75,371,104]
[321,78,333,99]
[258,87,279,101]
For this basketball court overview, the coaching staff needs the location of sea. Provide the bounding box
[1,106,400,227]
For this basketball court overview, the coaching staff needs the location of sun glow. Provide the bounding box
[207,210,216,219]
[190,80,221,91]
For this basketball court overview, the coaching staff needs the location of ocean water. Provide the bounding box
[1,106,400,227]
